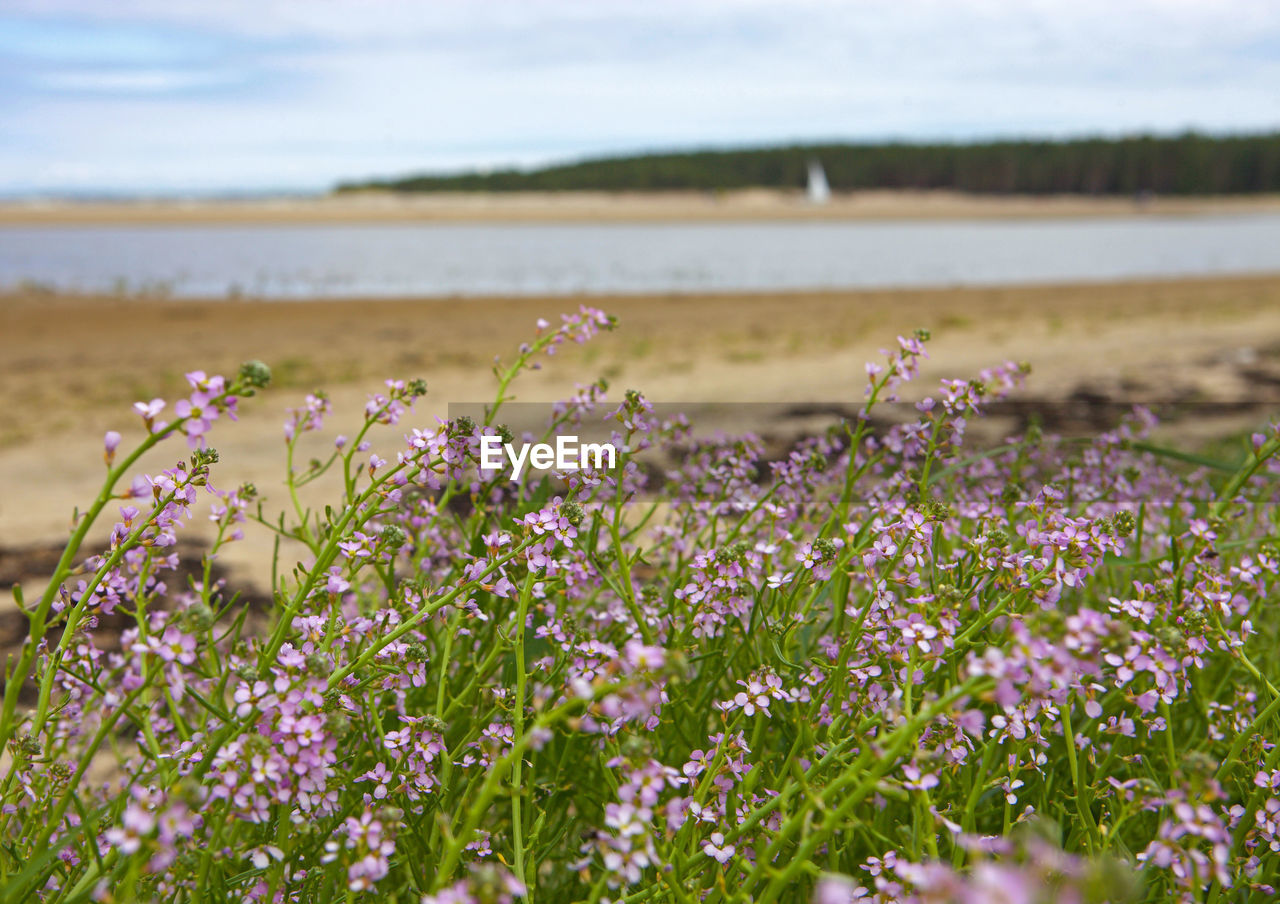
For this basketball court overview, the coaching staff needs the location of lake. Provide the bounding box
[2,214,1279,298]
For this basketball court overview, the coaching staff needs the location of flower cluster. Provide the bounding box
[1,315,1278,904]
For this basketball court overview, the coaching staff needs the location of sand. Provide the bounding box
[3,275,1280,592]
[4,190,1280,226]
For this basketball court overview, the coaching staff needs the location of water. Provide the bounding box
[2,214,1279,298]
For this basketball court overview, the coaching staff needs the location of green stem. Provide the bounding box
[1062,699,1100,855]
[511,571,536,897]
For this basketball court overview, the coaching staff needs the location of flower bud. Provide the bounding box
[380,524,407,550]
[237,359,272,390]
[103,430,122,466]
[560,500,585,526]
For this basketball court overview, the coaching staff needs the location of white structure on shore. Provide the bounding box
[807,158,830,204]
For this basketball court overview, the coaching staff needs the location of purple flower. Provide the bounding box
[902,764,940,792]
[813,875,865,904]
[133,397,166,432]
[174,391,219,447]
[103,430,122,465]
[702,832,735,863]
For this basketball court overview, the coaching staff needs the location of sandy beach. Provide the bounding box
[3,274,1280,591]
[4,189,1280,226]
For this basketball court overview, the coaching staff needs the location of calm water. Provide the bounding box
[2,215,1279,298]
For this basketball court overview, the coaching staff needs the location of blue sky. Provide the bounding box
[2,0,1279,194]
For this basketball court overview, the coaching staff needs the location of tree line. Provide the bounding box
[338,132,1280,195]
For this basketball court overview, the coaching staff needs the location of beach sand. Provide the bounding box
[3,274,1280,593]
[4,189,1280,226]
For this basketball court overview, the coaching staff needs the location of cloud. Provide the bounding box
[32,69,246,95]
[1,0,1278,192]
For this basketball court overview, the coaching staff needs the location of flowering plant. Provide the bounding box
[2,306,1279,903]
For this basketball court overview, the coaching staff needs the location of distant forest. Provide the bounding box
[339,132,1280,195]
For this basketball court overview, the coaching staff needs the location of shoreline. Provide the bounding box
[7,269,1280,305]
[5,189,1280,226]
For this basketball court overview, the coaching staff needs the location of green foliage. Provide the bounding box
[338,131,1280,196]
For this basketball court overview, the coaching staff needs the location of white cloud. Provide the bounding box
[36,68,244,94]
[1,0,1278,192]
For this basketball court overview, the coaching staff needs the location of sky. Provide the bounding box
[2,0,1279,195]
